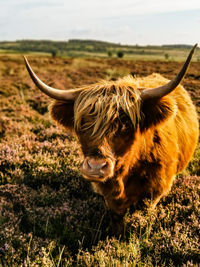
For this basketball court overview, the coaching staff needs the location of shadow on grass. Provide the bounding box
[0,167,113,260]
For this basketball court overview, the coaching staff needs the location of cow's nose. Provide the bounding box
[81,157,115,180]
[87,158,107,171]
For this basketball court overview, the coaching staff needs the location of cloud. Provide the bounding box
[0,0,200,44]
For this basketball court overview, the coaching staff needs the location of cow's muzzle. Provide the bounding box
[81,157,114,182]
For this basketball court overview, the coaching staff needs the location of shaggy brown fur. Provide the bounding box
[50,73,199,218]
[74,76,141,141]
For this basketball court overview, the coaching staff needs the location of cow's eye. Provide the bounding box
[90,148,102,157]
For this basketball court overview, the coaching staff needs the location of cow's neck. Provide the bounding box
[93,128,156,215]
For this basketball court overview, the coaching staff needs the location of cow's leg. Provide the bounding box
[109,212,124,236]
[150,175,175,209]
[104,197,128,235]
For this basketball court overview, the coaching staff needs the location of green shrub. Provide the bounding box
[117,51,124,58]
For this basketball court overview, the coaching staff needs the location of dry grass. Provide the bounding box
[0,54,199,266]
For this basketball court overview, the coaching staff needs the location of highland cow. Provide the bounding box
[24,45,199,222]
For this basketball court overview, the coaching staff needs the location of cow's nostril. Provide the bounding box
[101,162,108,169]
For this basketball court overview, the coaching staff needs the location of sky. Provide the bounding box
[0,0,200,45]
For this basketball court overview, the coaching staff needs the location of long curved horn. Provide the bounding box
[24,56,82,101]
[141,44,198,100]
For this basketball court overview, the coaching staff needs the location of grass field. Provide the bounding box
[0,53,199,266]
[0,40,200,62]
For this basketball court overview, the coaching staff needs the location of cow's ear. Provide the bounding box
[139,96,176,132]
[49,100,74,132]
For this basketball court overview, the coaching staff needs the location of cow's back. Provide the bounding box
[171,85,199,172]
[139,73,199,173]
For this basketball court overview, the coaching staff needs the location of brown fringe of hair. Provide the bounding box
[74,76,141,140]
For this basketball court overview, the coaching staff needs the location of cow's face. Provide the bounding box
[73,85,140,182]
[76,110,136,182]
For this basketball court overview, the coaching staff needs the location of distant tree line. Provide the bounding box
[0,39,198,59]
[0,39,123,54]
[162,44,195,49]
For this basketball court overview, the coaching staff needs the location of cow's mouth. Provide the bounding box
[80,157,114,182]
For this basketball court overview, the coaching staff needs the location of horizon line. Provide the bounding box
[0,38,198,48]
